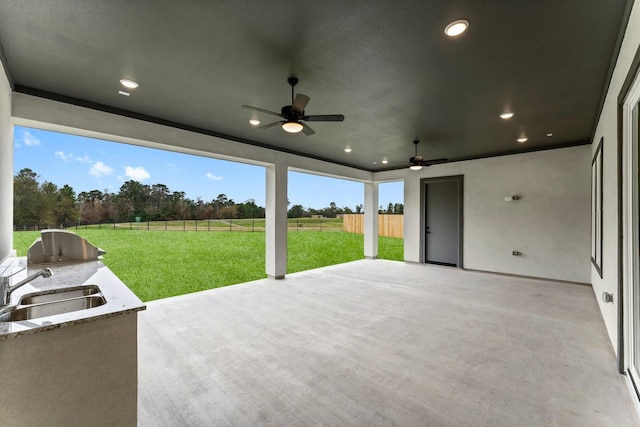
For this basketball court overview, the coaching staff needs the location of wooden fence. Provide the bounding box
[342,214,404,238]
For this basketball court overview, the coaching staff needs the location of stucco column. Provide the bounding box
[403,176,420,263]
[364,181,379,259]
[265,163,288,279]
[0,61,13,260]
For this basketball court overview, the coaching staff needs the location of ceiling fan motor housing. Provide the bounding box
[281,105,301,119]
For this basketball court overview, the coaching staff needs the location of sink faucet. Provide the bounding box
[0,267,53,306]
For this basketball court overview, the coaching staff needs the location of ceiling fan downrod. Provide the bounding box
[288,77,299,104]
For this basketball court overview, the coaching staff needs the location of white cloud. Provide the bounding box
[75,155,93,163]
[206,172,223,181]
[55,151,72,162]
[23,131,40,146]
[55,151,92,163]
[90,161,114,177]
[125,166,151,181]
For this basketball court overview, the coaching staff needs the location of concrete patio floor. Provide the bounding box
[137,259,639,426]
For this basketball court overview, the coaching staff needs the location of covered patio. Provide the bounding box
[138,260,638,426]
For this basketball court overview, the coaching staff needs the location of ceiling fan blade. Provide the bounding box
[258,121,284,129]
[292,94,310,114]
[420,158,448,165]
[301,114,345,122]
[241,105,283,118]
[301,122,316,136]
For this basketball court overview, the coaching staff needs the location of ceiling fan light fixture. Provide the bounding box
[344,148,352,153]
[410,164,423,171]
[517,137,528,143]
[500,112,514,119]
[282,121,304,133]
[444,19,469,37]
[249,119,261,126]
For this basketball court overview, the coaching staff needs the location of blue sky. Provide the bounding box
[13,126,403,209]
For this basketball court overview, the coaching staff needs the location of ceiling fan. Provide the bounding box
[241,77,344,136]
[406,139,447,170]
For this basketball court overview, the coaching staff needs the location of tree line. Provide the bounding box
[13,168,404,227]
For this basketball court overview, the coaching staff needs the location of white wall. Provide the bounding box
[462,146,590,282]
[378,145,592,284]
[0,56,12,260]
[591,1,640,352]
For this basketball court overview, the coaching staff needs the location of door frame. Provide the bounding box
[621,62,640,395]
[619,35,640,380]
[420,175,464,266]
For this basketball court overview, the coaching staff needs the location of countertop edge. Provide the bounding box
[0,305,145,340]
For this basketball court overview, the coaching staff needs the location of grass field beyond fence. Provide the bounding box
[16,218,346,232]
[12,230,403,301]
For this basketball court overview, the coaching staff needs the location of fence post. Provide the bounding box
[195,220,198,231]
[320,220,323,232]
[183,219,186,231]
[252,218,255,232]
[208,220,210,232]
[229,220,232,232]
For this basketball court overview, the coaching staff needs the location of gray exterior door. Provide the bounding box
[424,178,462,266]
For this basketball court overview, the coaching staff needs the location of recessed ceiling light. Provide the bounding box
[118,91,130,96]
[517,137,528,143]
[372,161,377,165]
[120,78,139,89]
[344,148,352,153]
[381,159,389,164]
[500,112,514,119]
[547,133,553,137]
[249,119,260,126]
[444,19,469,37]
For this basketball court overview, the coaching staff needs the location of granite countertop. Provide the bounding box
[0,257,145,340]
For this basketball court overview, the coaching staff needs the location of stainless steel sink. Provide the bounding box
[19,285,102,305]
[0,285,107,322]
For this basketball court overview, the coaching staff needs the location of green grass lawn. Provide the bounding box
[12,230,403,301]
